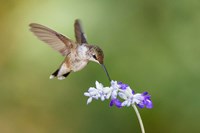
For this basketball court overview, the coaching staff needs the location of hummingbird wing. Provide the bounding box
[29,23,76,56]
[74,19,88,44]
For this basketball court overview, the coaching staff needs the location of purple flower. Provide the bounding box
[84,80,153,133]
[84,80,153,109]
[135,92,153,109]
[110,98,122,108]
[118,81,129,90]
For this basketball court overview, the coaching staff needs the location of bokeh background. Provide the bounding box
[0,0,200,133]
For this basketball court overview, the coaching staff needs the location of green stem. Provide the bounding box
[132,104,145,133]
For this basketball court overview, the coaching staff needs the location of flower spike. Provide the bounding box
[84,80,153,133]
[84,80,153,109]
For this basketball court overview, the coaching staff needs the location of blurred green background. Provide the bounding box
[0,0,200,133]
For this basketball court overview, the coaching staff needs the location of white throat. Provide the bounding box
[77,45,89,59]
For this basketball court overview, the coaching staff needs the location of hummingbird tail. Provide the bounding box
[49,69,71,80]
[49,69,59,79]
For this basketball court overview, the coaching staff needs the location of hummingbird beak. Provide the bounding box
[101,64,111,82]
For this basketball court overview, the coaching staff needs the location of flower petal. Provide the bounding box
[110,99,122,108]
[87,97,93,104]
[84,92,90,97]
[121,100,128,106]
[88,87,96,92]
[103,87,111,93]
[118,81,129,90]
[111,80,119,89]
[137,103,145,108]
[95,81,103,89]
[145,99,153,109]
[118,92,127,100]
[106,92,111,99]
[111,90,118,99]
[101,96,105,101]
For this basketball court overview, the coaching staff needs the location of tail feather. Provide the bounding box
[49,69,59,79]
[49,69,71,80]
[57,72,71,80]
[52,69,59,76]
[63,72,70,77]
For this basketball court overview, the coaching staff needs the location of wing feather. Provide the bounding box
[29,23,76,56]
[74,19,88,44]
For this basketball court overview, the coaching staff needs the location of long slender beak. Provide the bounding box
[101,64,111,82]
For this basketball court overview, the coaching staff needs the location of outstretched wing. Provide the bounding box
[74,19,88,44]
[29,23,76,56]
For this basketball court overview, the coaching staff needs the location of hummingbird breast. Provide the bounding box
[71,59,88,72]
[67,45,89,72]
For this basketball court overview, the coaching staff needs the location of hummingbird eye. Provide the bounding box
[92,54,97,60]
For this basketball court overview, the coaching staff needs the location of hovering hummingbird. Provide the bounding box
[29,19,111,81]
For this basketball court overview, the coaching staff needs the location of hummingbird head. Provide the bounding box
[88,45,111,81]
[88,45,104,64]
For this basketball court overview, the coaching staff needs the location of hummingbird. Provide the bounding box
[29,19,111,81]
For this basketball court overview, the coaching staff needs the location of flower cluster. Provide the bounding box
[84,80,153,109]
